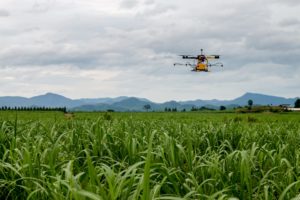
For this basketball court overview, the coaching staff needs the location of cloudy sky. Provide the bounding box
[0,0,299,102]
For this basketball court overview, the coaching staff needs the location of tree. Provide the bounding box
[191,106,197,111]
[143,104,151,112]
[220,105,226,111]
[295,99,300,108]
[248,99,253,110]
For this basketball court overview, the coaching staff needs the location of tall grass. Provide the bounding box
[0,112,300,199]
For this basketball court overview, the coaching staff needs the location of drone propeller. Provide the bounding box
[206,55,220,59]
[179,55,198,59]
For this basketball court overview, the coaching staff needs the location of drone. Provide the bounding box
[174,49,223,72]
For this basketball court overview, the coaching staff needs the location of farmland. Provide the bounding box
[0,111,300,199]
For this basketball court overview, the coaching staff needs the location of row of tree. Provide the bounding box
[164,107,182,112]
[144,104,227,112]
[144,98,300,112]
[0,106,67,112]
[247,99,300,109]
[191,106,216,111]
[295,99,300,108]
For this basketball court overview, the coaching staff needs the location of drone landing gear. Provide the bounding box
[192,68,209,72]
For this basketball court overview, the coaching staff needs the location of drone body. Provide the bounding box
[174,49,223,72]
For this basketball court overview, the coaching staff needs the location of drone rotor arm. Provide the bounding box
[174,62,194,67]
[208,62,224,67]
[174,63,184,66]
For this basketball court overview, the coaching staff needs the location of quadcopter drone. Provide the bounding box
[174,49,223,72]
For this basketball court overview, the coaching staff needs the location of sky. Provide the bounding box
[0,0,299,102]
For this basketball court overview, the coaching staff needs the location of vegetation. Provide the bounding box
[235,105,290,113]
[236,106,280,113]
[0,111,300,199]
[247,99,253,110]
[0,106,67,112]
[295,99,300,108]
[164,107,178,112]
[191,106,216,111]
[143,104,151,112]
[220,105,226,111]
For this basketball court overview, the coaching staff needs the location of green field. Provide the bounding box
[1,111,300,199]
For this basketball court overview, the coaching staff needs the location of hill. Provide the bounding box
[0,92,298,111]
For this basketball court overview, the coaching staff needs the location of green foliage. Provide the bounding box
[220,105,226,111]
[248,99,253,107]
[191,106,216,111]
[0,111,300,199]
[233,116,243,122]
[236,106,285,113]
[143,104,151,112]
[248,99,253,110]
[295,99,300,108]
[164,107,178,112]
[0,106,67,112]
[103,112,113,121]
[247,116,258,122]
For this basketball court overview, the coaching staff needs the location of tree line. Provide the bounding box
[0,106,67,112]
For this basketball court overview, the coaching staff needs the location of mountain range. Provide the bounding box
[0,92,298,111]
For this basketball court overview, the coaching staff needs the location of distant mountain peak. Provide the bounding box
[164,100,178,104]
[232,92,297,106]
[240,92,290,99]
[242,92,263,97]
[43,92,66,97]
[45,92,57,95]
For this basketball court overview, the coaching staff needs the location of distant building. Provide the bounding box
[279,104,291,108]
[288,108,300,112]
[278,104,300,111]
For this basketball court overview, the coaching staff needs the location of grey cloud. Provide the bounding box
[1,0,298,70]
[0,0,299,100]
[120,0,139,9]
[2,0,299,71]
[144,0,155,5]
[0,43,100,67]
[136,4,176,18]
[273,0,300,6]
[0,9,10,17]
[279,18,300,27]
[246,32,300,51]
[30,0,56,13]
